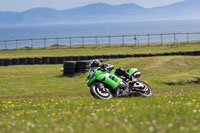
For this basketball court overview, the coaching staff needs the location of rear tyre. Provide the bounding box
[90,82,113,99]
[137,80,153,97]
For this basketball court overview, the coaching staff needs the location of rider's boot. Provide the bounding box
[121,85,130,97]
[115,82,130,97]
[116,68,132,81]
[126,73,133,80]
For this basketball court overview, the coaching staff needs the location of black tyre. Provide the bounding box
[110,55,119,59]
[72,56,80,61]
[34,58,42,64]
[26,58,34,65]
[64,56,73,61]
[99,59,108,62]
[42,57,49,64]
[64,67,76,73]
[123,54,129,58]
[64,61,76,70]
[77,69,89,73]
[64,66,76,70]
[95,55,102,59]
[11,58,19,65]
[64,61,76,66]
[193,51,200,56]
[170,52,176,56]
[79,56,88,60]
[178,52,184,56]
[102,55,110,59]
[185,51,193,56]
[90,82,113,99]
[132,54,139,57]
[88,56,95,60]
[139,54,145,57]
[57,57,65,64]
[137,80,153,97]
[63,68,76,74]
[156,53,163,56]
[76,61,89,66]
[64,71,76,75]
[151,53,157,57]
[76,65,90,69]
[126,54,133,58]
[19,58,27,65]
[0,59,4,66]
[163,53,170,56]
[49,57,57,64]
[4,59,12,66]
[147,54,154,57]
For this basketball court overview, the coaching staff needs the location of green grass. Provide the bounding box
[0,56,200,133]
[0,41,200,58]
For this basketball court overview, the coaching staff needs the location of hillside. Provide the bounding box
[0,0,200,25]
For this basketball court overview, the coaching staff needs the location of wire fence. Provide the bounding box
[0,32,200,50]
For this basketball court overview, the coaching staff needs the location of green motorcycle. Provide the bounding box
[86,64,153,99]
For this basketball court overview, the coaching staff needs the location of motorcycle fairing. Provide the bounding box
[87,67,122,89]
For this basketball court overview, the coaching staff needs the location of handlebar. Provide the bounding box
[100,64,114,71]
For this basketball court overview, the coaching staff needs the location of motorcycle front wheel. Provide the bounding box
[90,82,113,99]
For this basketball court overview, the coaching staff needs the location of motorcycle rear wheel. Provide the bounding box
[90,82,113,99]
[137,80,153,97]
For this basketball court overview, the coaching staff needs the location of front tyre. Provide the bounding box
[137,80,153,97]
[90,82,113,99]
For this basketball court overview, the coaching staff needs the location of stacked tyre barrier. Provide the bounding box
[76,61,90,73]
[0,51,200,66]
[63,61,77,77]
[63,61,90,77]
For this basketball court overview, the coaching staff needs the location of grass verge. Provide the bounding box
[0,41,200,58]
[0,56,200,133]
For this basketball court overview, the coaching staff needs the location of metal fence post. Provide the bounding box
[138,40,140,47]
[174,33,176,45]
[82,37,85,47]
[56,38,59,49]
[134,35,137,47]
[160,34,163,45]
[30,39,33,49]
[44,38,46,49]
[176,39,179,47]
[69,37,72,48]
[122,35,125,47]
[95,36,98,48]
[147,34,150,46]
[16,40,18,49]
[187,33,189,44]
[4,40,7,50]
[108,36,111,47]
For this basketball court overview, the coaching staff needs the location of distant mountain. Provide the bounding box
[150,0,200,20]
[0,0,200,26]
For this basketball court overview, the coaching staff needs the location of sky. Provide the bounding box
[1,0,185,12]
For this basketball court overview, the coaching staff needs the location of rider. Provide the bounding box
[90,59,133,97]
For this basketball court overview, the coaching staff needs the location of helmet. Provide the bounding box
[90,59,101,67]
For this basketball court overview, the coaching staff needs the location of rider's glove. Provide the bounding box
[101,64,108,70]
[100,64,114,71]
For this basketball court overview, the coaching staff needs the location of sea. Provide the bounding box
[0,20,200,49]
